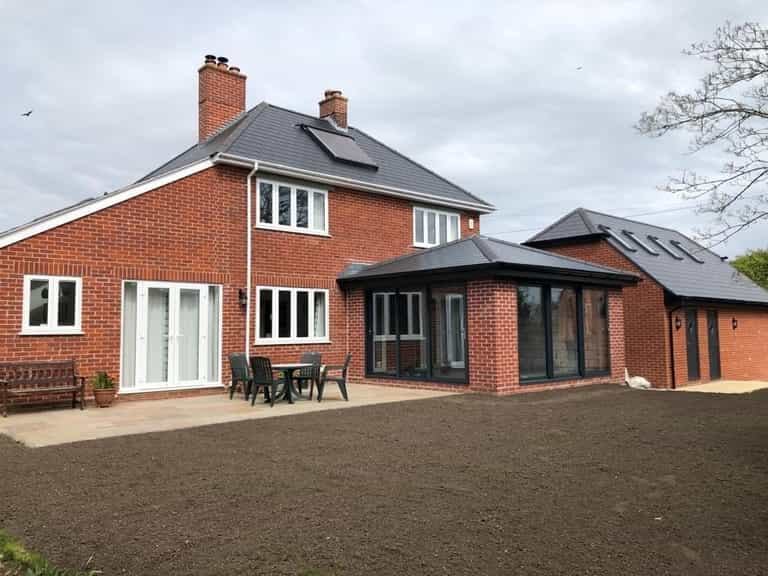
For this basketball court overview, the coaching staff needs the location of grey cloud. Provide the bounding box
[1,0,766,257]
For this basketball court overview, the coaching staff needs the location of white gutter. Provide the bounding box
[214,153,496,214]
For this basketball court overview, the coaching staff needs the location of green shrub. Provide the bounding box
[90,372,114,390]
[0,530,97,575]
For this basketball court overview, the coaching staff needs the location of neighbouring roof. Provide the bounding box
[525,208,768,306]
[140,102,494,211]
[338,235,638,285]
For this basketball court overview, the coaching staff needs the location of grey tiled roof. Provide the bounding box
[339,235,637,283]
[140,103,493,210]
[526,208,768,305]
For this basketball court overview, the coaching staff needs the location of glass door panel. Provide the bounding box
[446,294,466,368]
[146,287,170,386]
[177,288,201,383]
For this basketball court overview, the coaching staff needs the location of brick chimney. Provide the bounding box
[319,89,348,129]
[198,55,246,141]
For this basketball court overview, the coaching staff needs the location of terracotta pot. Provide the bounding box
[93,387,116,408]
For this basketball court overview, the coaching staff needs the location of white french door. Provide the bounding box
[122,281,221,391]
[445,294,466,369]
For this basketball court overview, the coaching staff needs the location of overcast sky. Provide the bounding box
[1,0,766,257]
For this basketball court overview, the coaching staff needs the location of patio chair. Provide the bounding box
[249,356,281,407]
[228,353,253,401]
[316,353,352,402]
[295,352,322,397]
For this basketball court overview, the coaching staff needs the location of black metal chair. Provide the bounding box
[317,354,352,402]
[249,356,282,407]
[228,353,253,401]
[295,352,322,397]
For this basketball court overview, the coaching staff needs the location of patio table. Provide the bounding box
[271,363,312,404]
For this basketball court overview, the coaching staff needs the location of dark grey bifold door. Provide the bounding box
[707,310,721,380]
[685,308,700,381]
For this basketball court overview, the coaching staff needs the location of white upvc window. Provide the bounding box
[255,286,330,345]
[372,291,424,341]
[413,206,460,248]
[21,275,83,335]
[256,179,329,236]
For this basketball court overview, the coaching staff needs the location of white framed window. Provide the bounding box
[413,206,460,248]
[257,179,328,236]
[255,286,330,345]
[372,291,423,341]
[21,275,83,335]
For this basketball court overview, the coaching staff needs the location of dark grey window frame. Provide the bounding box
[364,283,469,385]
[518,283,611,384]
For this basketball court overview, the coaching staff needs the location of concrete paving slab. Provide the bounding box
[0,384,456,447]
[677,380,768,394]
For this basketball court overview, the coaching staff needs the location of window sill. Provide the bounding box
[255,224,331,238]
[253,338,332,346]
[19,329,84,336]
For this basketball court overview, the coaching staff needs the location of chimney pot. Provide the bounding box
[204,54,217,64]
[319,89,348,129]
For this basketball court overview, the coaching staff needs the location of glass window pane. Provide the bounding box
[399,290,427,378]
[411,293,421,335]
[278,186,291,226]
[296,189,309,228]
[551,287,579,377]
[518,286,547,380]
[388,293,397,335]
[313,192,326,231]
[259,290,273,339]
[439,213,448,244]
[414,209,424,244]
[427,212,436,244]
[297,291,309,337]
[147,287,170,383]
[259,182,273,224]
[313,292,326,338]
[29,279,49,326]
[208,286,220,382]
[374,293,385,336]
[397,293,409,335]
[57,280,77,326]
[278,290,291,338]
[584,289,609,372]
[431,286,466,381]
[449,215,459,241]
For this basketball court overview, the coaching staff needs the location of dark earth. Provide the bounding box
[1,385,767,575]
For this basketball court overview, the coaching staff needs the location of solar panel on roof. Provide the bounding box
[670,240,705,263]
[598,225,636,251]
[622,230,659,255]
[648,236,684,260]
[304,126,378,169]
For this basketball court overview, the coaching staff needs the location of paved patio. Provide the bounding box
[0,384,455,447]
[677,380,768,394]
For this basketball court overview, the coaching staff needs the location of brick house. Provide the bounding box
[526,208,768,388]
[0,56,636,403]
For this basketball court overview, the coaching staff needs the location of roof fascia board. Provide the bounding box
[215,153,495,214]
[0,159,215,250]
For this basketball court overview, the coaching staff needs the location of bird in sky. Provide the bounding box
[21,110,33,117]
[576,66,583,71]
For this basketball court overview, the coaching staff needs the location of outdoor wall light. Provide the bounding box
[238,288,248,308]
[674,316,682,330]
[732,317,738,330]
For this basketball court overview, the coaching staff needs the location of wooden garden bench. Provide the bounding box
[0,360,85,417]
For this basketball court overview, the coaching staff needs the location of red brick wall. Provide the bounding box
[0,164,481,400]
[543,239,673,387]
[672,307,768,385]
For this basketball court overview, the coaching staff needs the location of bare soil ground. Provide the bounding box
[1,385,767,575]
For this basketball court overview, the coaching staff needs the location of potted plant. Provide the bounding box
[91,372,116,408]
